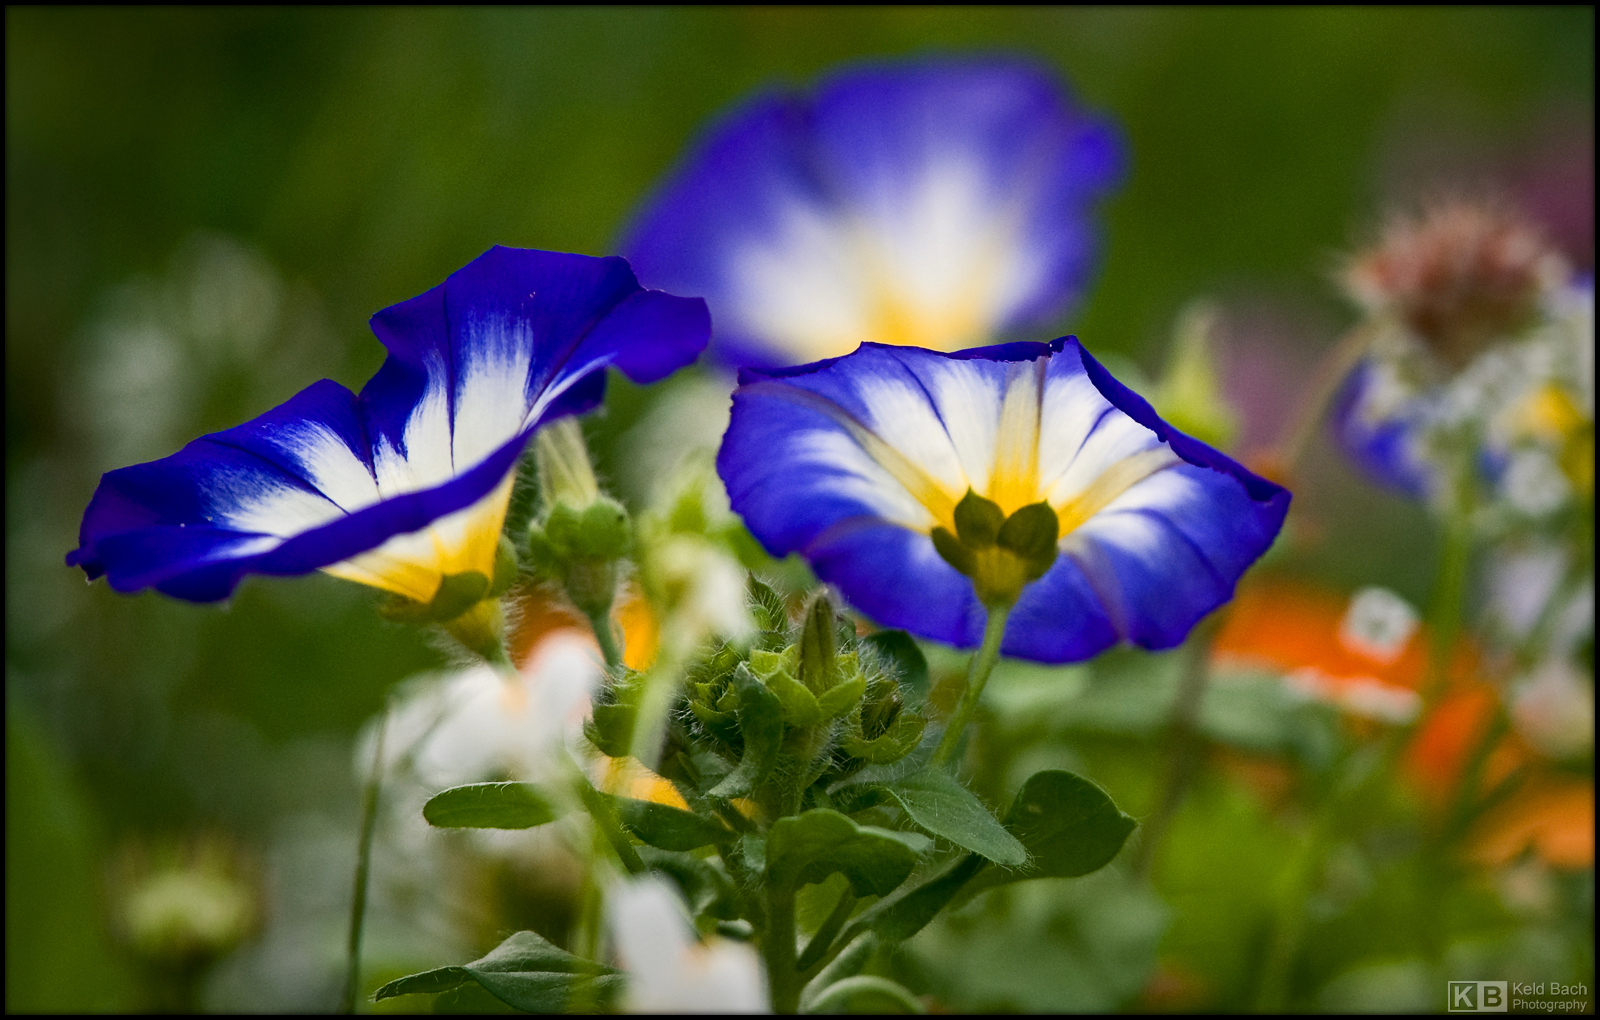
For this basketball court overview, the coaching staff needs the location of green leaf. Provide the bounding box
[747,574,789,633]
[422,782,564,829]
[372,930,620,1012]
[708,664,783,798]
[584,703,636,758]
[863,630,930,706]
[997,502,1060,579]
[767,670,823,727]
[879,769,1027,867]
[765,809,919,897]
[605,794,733,852]
[817,674,866,721]
[953,489,1004,548]
[930,527,976,576]
[639,847,742,922]
[846,770,1135,947]
[858,854,988,944]
[977,770,1135,887]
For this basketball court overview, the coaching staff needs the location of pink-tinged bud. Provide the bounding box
[1343,201,1569,371]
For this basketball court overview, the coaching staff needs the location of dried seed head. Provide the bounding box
[1343,201,1569,370]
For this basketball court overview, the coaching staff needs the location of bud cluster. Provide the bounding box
[527,495,633,621]
[587,580,927,823]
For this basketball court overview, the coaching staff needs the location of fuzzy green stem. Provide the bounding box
[339,709,388,1014]
[764,887,801,1014]
[932,603,1011,769]
[586,608,624,671]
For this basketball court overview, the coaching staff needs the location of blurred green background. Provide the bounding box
[6,8,1592,1012]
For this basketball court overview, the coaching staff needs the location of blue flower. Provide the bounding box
[623,59,1121,369]
[717,338,1290,663]
[1329,359,1437,501]
[68,247,710,603]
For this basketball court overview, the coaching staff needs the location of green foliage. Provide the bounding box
[605,793,735,852]
[372,930,622,1012]
[839,770,1027,867]
[765,810,919,897]
[422,782,564,830]
[378,570,491,624]
[6,704,135,1012]
[863,630,930,707]
[905,870,1169,1013]
[12,10,1589,1011]
[977,769,1137,886]
[706,663,784,799]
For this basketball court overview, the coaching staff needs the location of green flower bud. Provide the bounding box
[576,497,632,559]
[534,418,601,509]
[798,594,839,694]
[1152,301,1239,451]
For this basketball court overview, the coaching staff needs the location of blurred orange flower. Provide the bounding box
[1468,775,1595,870]
[1402,679,1528,805]
[1211,580,1432,723]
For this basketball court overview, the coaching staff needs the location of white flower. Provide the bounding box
[608,876,768,1013]
[1511,657,1596,759]
[366,630,605,788]
[1336,587,1420,667]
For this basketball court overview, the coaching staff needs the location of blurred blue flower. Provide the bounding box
[717,338,1289,663]
[68,247,709,603]
[624,59,1121,369]
[1331,275,1594,510]
[1329,359,1438,501]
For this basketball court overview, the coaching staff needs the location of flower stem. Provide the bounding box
[1133,613,1221,878]
[1273,319,1378,474]
[575,774,646,876]
[763,886,801,1014]
[339,708,388,1014]
[586,607,624,671]
[1425,468,1475,706]
[932,603,1011,769]
[1255,457,1478,1009]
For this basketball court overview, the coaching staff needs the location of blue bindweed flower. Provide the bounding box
[1329,359,1438,501]
[717,338,1290,663]
[623,59,1121,369]
[68,247,709,604]
[1331,275,1594,512]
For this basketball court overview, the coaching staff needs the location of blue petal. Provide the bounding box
[719,337,1289,663]
[624,59,1122,368]
[70,247,709,601]
[1327,360,1435,501]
